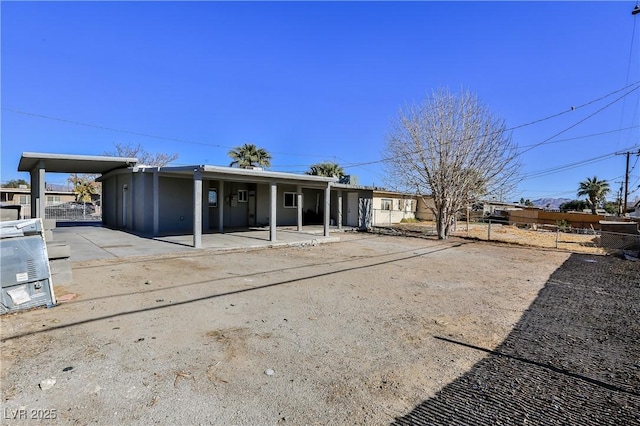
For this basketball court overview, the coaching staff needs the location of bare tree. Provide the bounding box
[67,173,98,202]
[384,88,520,239]
[105,142,178,167]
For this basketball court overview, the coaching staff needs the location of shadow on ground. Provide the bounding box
[393,254,640,425]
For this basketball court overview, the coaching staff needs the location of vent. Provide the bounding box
[26,259,37,280]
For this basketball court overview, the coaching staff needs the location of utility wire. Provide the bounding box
[340,82,640,169]
[518,85,640,155]
[4,80,640,170]
[520,144,640,180]
[518,124,640,148]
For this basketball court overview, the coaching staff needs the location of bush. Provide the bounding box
[400,218,420,223]
[556,219,571,232]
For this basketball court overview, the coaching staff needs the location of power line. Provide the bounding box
[520,144,640,180]
[517,125,640,148]
[4,80,640,170]
[341,82,640,169]
[517,84,640,155]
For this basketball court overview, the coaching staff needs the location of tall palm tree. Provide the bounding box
[228,143,272,169]
[577,176,610,214]
[306,162,345,178]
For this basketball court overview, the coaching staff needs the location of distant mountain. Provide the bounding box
[531,198,572,210]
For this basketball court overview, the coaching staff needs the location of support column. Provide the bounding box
[152,168,159,236]
[337,189,343,230]
[30,160,46,219]
[324,184,331,237]
[193,170,203,249]
[296,185,303,232]
[270,182,277,242]
[218,180,225,233]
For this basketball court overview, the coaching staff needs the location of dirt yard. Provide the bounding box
[1,232,638,425]
[391,221,606,254]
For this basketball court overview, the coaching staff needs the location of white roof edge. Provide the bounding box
[21,152,138,164]
[158,165,337,183]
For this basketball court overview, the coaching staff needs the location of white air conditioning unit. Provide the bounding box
[1,218,56,314]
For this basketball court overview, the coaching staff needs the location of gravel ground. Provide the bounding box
[393,253,640,425]
[1,232,636,425]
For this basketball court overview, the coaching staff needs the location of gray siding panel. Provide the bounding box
[158,176,193,234]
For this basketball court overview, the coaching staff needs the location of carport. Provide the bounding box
[17,152,137,219]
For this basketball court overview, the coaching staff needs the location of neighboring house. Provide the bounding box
[330,184,423,227]
[0,186,76,219]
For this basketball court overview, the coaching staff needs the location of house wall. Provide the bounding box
[330,189,372,227]
[158,176,194,234]
[372,194,417,225]
[131,172,154,234]
[101,170,334,235]
[101,173,133,230]
[255,184,323,226]
[207,181,252,229]
[415,197,436,221]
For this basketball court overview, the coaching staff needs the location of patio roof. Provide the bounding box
[153,165,338,187]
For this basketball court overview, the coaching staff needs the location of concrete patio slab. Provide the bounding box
[51,223,342,262]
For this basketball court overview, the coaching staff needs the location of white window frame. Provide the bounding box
[283,192,298,208]
[238,189,248,203]
[381,199,392,211]
[18,195,30,205]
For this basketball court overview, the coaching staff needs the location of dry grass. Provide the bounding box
[394,222,606,254]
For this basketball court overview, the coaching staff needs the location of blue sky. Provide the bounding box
[2,1,639,203]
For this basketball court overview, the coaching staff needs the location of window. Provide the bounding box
[46,195,61,205]
[381,199,392,211]
[238,190,248,203]
[284,192,298,208]
[18,195,30,205]
[208,189,217,207]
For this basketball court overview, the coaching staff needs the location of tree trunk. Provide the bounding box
[436,202,449,240]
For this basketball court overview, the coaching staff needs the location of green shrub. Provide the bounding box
[400,217,420,223]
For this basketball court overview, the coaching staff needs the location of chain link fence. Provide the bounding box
[451,219,639,251]
[44,202,101,222]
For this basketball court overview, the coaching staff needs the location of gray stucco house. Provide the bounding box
[98,164,338,247]
[17,152,424,248]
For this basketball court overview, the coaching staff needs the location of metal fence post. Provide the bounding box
[488,219,491,241]
[555,226,559,249]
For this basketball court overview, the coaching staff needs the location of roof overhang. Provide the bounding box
[18,152,138,174]
[148,165,337,187]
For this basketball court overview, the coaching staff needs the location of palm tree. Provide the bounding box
[306,162,345,178]
[577,176,610,214]
[228,143,272,169]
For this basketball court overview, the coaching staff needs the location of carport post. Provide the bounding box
[30,160,46,219]
[153,168,159,236]
[270,182,277,242]
[324,184,331,237]
[218,180,225,233]
[337,189,343,230]
[296,185,303,232]
[193,170,203,249]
